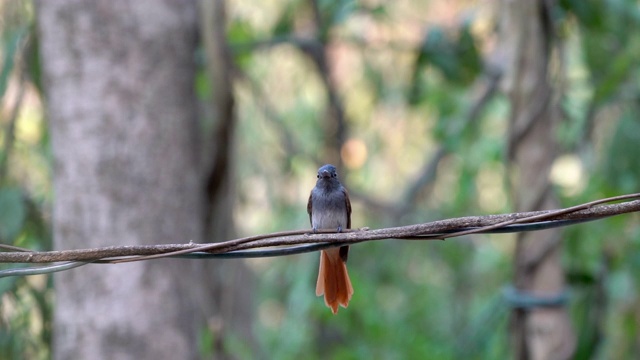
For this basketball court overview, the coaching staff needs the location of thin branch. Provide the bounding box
[0,243,31,252]
[432,193,640,239]
[350,68,503,219]
[0,194,638,268]
[303,0,348,168]
[235,69,320,164]
[0,219,607,279]
[201,0,237,233]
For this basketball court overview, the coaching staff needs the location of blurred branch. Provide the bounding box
[229,33,429,55]
[232,35,321,52]
[0,78,25,180]
[402,70,502,209]
[229,7,502,218]
[303,0,348,168]
[235,70,320,165]
[1,193,638,268]
[507,83,552,160]
[350,69,502,218]
[0,31,30,181]
[201,0,236,229]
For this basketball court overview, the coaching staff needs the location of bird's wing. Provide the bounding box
[342,187,352,229]
[307,192,313,226]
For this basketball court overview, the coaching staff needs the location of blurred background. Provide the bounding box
[1,0,640,359]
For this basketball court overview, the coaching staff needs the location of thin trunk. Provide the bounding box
[498,0,575,359]
[199,0,255,356]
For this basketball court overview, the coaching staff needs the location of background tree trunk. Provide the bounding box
[199,0,255,356]
[498,0,575,359]
[38,1,214,358]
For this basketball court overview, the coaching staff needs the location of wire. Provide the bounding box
[2,192,639,278]
[502,285,570,308]
[0,218,604,278]
[459,218,596,233]
[0,261,89,278]
[178,242,346,259]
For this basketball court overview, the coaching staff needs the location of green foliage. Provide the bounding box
[0,188,25,241]
[557,2,640,356]
[0,2,52,359]
[409,23,482,105]
[603,112,640,193]
[0,27,25,100]
[560,0,640,106]
[228,18,256,68]
[224,0,640,358]
[3,0,640,358]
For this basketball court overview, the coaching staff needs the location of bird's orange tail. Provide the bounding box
[316,248,353,314]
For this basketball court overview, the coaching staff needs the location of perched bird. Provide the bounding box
[307,164,353,314]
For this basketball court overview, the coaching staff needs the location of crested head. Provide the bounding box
[316,164,340,187]
[318,164,337,176]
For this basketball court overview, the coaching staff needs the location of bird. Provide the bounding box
[307,164,354,314]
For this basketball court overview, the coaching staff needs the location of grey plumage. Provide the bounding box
[307,164,354,314]
[310,180,349,232]
[307,164,351,232]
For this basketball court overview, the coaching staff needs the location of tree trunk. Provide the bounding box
[38,1,211,358]
[498,0,575,359]
[199,0,255,356]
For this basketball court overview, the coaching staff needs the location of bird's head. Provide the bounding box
[316,164,339,186]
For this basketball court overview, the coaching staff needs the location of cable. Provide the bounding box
[0,261,89,278]
[0,216,623,277]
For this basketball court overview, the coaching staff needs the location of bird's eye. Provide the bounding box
[317,175,320,178]
[332,173,337,178]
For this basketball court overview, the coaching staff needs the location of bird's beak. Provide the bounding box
[321,170,331,178]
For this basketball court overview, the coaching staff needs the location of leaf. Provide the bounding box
[559,0,605,30]
[0,26,29,100]
[409,24,482,105]
[603,112,640,193]
[331,0,357,26]
[318,0,357,26]
[227,19,255,68]
[272,2,296,36]
[455,24,482,83]
[25,24,43,93]
[0,187,26,241]
[591,44,639,104]
[195,69,212,99]
[367,5,388,19]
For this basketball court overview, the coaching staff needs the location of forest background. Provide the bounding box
[1,0,640,359]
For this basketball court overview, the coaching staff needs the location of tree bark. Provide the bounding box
[38,1,211,358]
[199,0,255,356]
[498,0,575,359]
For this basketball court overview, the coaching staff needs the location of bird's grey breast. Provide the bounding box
[311,186,348,230]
